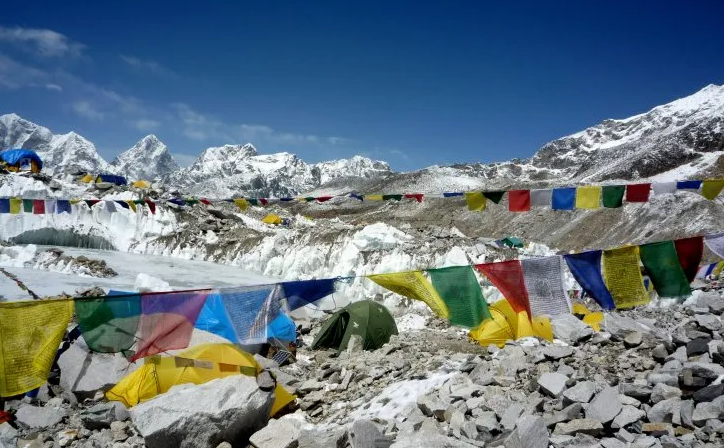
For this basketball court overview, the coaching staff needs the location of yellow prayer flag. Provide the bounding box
[126,200,137,212]
[233,198,248,211]
[0,299,73,396]
[702,180,724,200]
[365,195,384,201]
[464,192,486,211]
[70,199,82,205]
[367,271,449,319]
[9,198,21,214]
[575,186,601,209]
[602,246,650,309]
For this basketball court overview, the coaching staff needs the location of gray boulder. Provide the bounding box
[647,398,681,423]
[350,419,391,448]
[611,405,646,429]
[585,387,622,424]
[249,417,301,448]
[551,314,594,343]
[563,381,596,404]
[503,415,548,448]
[538,372,568,398]
[130,375,273,448]
[553,419,604,436]
[80,402,130,430]
[650,384,682,404]
[15,404,66,429]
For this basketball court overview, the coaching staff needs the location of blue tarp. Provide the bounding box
[0,149,43,170]
[96,174,128,186]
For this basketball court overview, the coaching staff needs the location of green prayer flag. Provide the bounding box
[602,186,625,208]
[185,199,199,205]
[133,199,146,205]
[639,241,691,298]
[247,198,259,206]
[75,294,141,353]
[304,197,315,202]
[22,199,33,213]
[428,266,491,328]
[382,194,403,201]
[483,191,505,204]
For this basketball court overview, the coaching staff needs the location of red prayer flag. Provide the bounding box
[131,290,211,361]
[144,199,156,214]
[200,199,212,206]
[675,236,704,283]
[508,190,531,212]
[32,199,45,214]
[626,183,651,203]
[316,196,333,202]
[404,193,424,203]
[259,198,269,206]
[474,260,532,317]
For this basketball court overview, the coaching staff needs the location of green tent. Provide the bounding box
[499,237,524,248]
[311,300,398,351]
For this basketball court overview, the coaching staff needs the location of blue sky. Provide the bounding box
[1,2,723,170]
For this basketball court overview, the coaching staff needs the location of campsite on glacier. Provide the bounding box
[0,81,723,447]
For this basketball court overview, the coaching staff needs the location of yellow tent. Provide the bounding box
[262,214,282,225]
[80,174,94,183]
[572,303,604,332]
[106,343,296,416]
[469,299,553,348]
[132,180,151,189]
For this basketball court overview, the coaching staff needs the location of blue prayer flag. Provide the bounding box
[443,192,464,198]
[563,251,615,310]
[0,199,9,214]
[280,278,337,311]
[349,193,364,201]
[168,198,186,206]
[115,200,130,210]
[677,180,703,190]
[57,200,72,214]
[552,188,576,210]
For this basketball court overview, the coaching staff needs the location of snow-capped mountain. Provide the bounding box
[0,114,110,175]
[111,135,179,180]
[163,144,392,197]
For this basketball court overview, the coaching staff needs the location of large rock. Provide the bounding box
[249,417,301,448]
[538,373,568,398]
[542,346,574,360]
[80,402,130,430]
[350,419,391,448]
[647,398,681,423]
[129,375,273,448]
[563,381,596,404]
[552,419,603,436]
[551,314,594,343]
[695,314,722,332]
[390,420,475,448]
[650,384,682,404]
[59,338,139,399]
[611,405,646,429]
[585,387,622,424]
[602,314,650,340]
[504,415,548,448]
[15,404,66,429]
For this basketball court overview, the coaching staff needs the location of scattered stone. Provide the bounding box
[687,338,711,357]
[692,402,722,425]
[504,415,548,448]
[553,419,604,436]
[585,386,623,424]
[650,384,682,404]
[641,422,673,437]
[624,332,643,348]
[693,383,724,403]
[538,372,568,398]
[249,417,301,448]
[647,398,682,423]
[551,314,594,343]
[695,314,722,332]
[611,405,646,429]
[15,404,67,429]
[80,402,129,430]
[130,375,273,448]
[500,403,525,431]
[652,344,669,361]
[619,383,652,400]
[543,346,574,360]
[474,411,499,433]
[56,429,79,447]
[564,381,596,404]
[683,361,724,379]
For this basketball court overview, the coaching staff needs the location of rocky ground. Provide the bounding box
[2,284,724,448]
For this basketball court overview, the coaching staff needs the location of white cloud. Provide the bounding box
[131,119,161,131]
[120,55,177,78]
[72,101,104,120]
[0,54,49,89]
[45,83,62,92]
[0,26,84,58]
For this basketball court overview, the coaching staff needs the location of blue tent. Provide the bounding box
[96,174,128,186]
[0,149,43,171]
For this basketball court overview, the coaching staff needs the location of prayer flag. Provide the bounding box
[508,190,531,212]
[248,199,260,206]
[675,236,704,283]
[367,271,449,319]
[57,200,71,214]
[126,201,137,212]
[75,292,141,353]
[552,188,575,210]
[639,241,691,297]
[429,266,491,327]
[602,246,650,309]
[464,192,486,211]
[85,199,100,208]
[259,198,269,206]
[474,260,532,316]
[601,186,625,208]
[9,198,21,214]
[279,278,337,311]
[382,195,402,201]
[145,199,156,214]
[0,299,73,396]
[366,195,384,201]
[443,192,463,198]
[652,182,677,196]
[233,198,248,211]
[350,193,364,201]
[530,189,552,208]
[626,183,651,203]
[563,251,615,310]
[70,199,81,205]
[116,200,130,210]
[168,198,186,206]
[280,197,295,202]
[404,194,424,203]
[575,186,602,209]
[677,180,702,190]
[701,180,724,200]
[32,199,45,214]
[317,196,334,202]
[44,200,56,214]
[704,233,724,259]
[520,256,572,316]
[483,191,505,204]
[23,199,33,213]
[200,199,212,206]
[131,290,211,361]
[0,199,9,213]
[106,201,117,213]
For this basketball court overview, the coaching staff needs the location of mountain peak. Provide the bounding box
[111,135,179,180]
